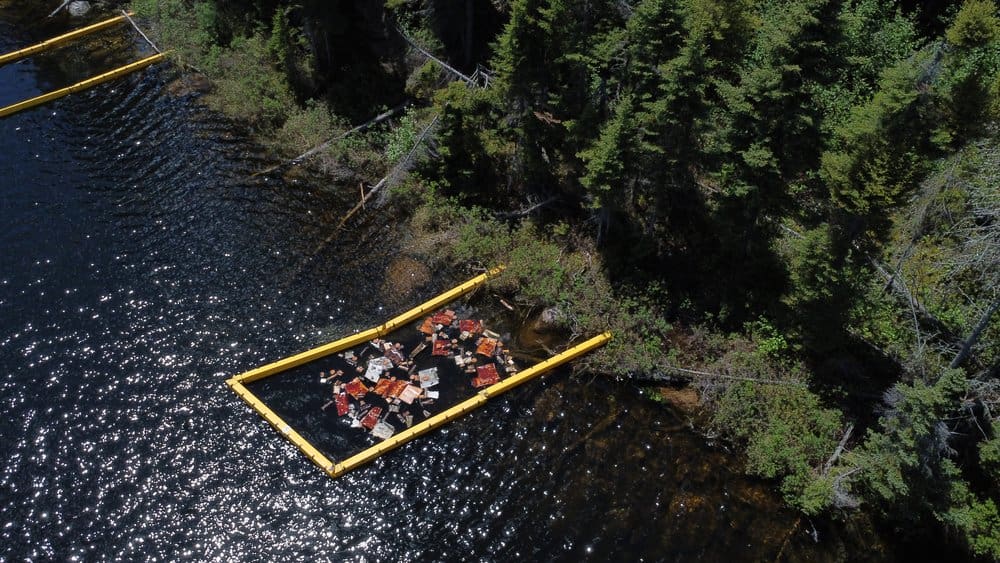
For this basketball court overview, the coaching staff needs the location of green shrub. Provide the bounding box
[947,0,1000,48]
[384,108,421,163]
[714,380,843,514]
[271,100,341,155]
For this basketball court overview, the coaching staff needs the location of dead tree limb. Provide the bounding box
[951,297,1000,369]
[335,177,387,231]
[495,197,558,220]
[397,26,476,85]
[635,365,808,387]
[48,0,71,18]
[122,10,161,53]
[869,256,958,342]
[250,104,406,178]
[823,423,855,474]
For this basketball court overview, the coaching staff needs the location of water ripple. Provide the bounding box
[0,7,805,562]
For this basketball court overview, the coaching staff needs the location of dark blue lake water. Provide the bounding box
[0,7,857,562]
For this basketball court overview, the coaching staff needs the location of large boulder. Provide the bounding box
[532,307,562,332]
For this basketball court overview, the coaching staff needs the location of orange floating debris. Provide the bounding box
[476,337,499,357]
[373,378,393,397]
[345,378,368,399]
[387,380,408,397]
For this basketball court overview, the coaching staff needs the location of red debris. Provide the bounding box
[335,392,349,416]
[361,407,382,430]
[432,339,451,356]
[431,310,456,325]
[459,319,483,334]
[344,378,368,399]
[418,317,436,335]
[473,363,501,388]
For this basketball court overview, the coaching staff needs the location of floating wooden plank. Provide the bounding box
[0,13,133,66]
[0,52,168,118]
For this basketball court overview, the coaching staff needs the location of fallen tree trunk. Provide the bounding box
[633,365,808,387]
[397,26,476,85]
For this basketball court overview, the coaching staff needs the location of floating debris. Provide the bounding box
[417,367,439,388]
[473,364,500,388]
[318,307,518,442]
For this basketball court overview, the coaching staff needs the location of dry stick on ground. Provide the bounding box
[299,113,440,261]
[869,256,959,345]
[250,104,407,178]
[951,297,1000,369]
[638,364,808,387]
[331,114,440,231]
[495,196,559,220]
[777,221,957,343]
[122,10,161,53]
[48,0,71,17]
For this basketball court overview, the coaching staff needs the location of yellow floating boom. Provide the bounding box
[230,266,504,385]
[0,52,168,118]
[0,13,134,66]
[326,331,612,478]
[229,379,336,472]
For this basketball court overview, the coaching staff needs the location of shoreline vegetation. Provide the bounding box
[130,0,999,558]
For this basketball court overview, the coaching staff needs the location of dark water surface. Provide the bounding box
[0,8,880,562]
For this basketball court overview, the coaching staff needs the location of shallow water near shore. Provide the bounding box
[0,6,915,561]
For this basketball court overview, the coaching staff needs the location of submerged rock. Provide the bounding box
[657,386,701,414]
[68,1,90,16]
[533,307,562,332]
[380,256,431,305]
[166,74,213,97]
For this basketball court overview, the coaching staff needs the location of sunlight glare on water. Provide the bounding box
[0,7,808,561]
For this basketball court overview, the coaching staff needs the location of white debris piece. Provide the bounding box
[417,367,439,388]
[68,1,91,16]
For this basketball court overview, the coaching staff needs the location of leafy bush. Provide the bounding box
[946,0,1000,48]
[131,0,330,155]
[713,380,843,514]
[384,108,421,163]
